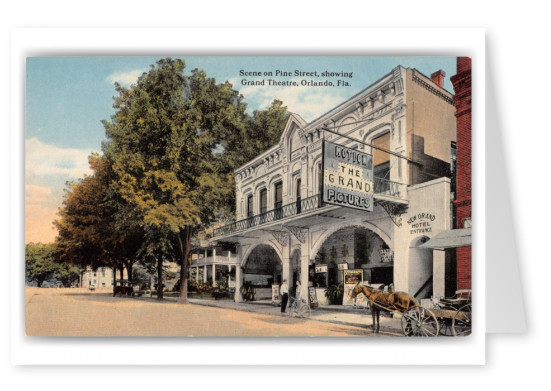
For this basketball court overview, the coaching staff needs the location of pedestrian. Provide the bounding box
[280,279,289,313]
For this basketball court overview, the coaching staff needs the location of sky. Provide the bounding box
[25,56,457,244]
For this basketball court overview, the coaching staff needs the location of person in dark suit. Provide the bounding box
[280,280,289,313]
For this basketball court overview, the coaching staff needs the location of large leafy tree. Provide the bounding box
[54,153,143,292]
[220,99,290,211]
[103,58,249,302]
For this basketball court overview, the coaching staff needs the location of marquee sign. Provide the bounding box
[322,140,374,212]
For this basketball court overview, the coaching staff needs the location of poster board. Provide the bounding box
[342,269,367,307]
[308,287,319,308]
[271,284,280,303]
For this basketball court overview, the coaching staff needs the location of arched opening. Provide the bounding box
[409,236,433,300]
[243,244,283,300]
[311,226,392,292]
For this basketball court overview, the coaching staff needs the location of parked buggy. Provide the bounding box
[429,290,472,336]
[113,279,134,297]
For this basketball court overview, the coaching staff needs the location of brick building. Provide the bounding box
[451,57,472,289]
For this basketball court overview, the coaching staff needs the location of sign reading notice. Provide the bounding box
[322,140,374,212]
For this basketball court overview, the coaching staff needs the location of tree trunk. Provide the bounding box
[112,266,117,296]
[126,261,133,285]
[157,256,164,300]
[177,226,192,304]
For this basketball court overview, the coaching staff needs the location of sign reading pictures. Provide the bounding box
[322,140,374,211]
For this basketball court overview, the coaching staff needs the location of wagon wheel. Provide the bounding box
[401,306,439,337]
[452,303,472,336]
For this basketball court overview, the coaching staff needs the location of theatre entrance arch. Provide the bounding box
[243,244,283,300]
[311,225,393,290]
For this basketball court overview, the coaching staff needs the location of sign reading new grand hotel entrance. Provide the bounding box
[322,140,374,211]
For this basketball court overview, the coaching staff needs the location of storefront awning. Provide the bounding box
[419,228,472,250]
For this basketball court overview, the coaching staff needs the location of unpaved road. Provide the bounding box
[25,288,381,337]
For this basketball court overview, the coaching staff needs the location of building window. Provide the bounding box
[247,195,253,218]
[274,181,283,219]
[259,188,267,214]
[296,178,302,214]
[372,132,390,179]
[101,268,105,277]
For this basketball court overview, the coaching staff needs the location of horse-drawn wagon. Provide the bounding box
[350,284,472,337]
[429,290,472,336]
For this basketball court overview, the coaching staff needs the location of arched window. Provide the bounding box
[274,182,283,219]
[247,194,253,218]
[259,188,267,214]
[372,132,390,179]
[296,178,302,214]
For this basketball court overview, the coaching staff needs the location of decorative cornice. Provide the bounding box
[412,73,454,105]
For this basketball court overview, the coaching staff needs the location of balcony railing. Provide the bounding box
[191,255,238,266]
[214,194,322,237]
[374,177,404,198]
[213,177,405,237]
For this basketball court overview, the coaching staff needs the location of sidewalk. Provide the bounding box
[186,297,404,336]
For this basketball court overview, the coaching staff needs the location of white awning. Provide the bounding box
[419,228,472,250]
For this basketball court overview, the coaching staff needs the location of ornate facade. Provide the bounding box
[203,65,458,303]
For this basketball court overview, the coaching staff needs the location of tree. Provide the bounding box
[25,243,80,287]
[26,243,58,286]
[103,58,249,302]
[218,99,290,213]
[54,153,143,293]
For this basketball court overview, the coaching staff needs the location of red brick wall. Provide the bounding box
[451,57,472,290]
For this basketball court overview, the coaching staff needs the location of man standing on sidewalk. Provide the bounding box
[280,280,289,313]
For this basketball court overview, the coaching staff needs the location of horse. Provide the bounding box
[350,283,419,333]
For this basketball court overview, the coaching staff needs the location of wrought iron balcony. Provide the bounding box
[213,177,405,237]
[374,177,404,198]
[214,194,322,237]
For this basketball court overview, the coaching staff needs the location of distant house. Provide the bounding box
[81,266,126,289]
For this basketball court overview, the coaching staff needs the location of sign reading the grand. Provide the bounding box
[322,140,374,211]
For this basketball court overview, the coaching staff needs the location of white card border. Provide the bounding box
[10,27,486,365]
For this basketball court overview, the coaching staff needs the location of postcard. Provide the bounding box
[25,55,473,339]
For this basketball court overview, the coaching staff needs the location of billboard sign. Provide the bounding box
[322,140,374,211]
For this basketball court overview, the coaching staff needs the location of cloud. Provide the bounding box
[25,138,96,180]
[106,69,146,86]
[25,202,58,244]
[25,184,53,204]
[25,185,59,244]
[231,77,350,122]
[25,139,98,243]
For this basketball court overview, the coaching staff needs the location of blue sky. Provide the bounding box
[25,56,457,243]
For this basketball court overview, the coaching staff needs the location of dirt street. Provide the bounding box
[25,288,379,337]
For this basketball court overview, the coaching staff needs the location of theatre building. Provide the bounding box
[208,65,460,304]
